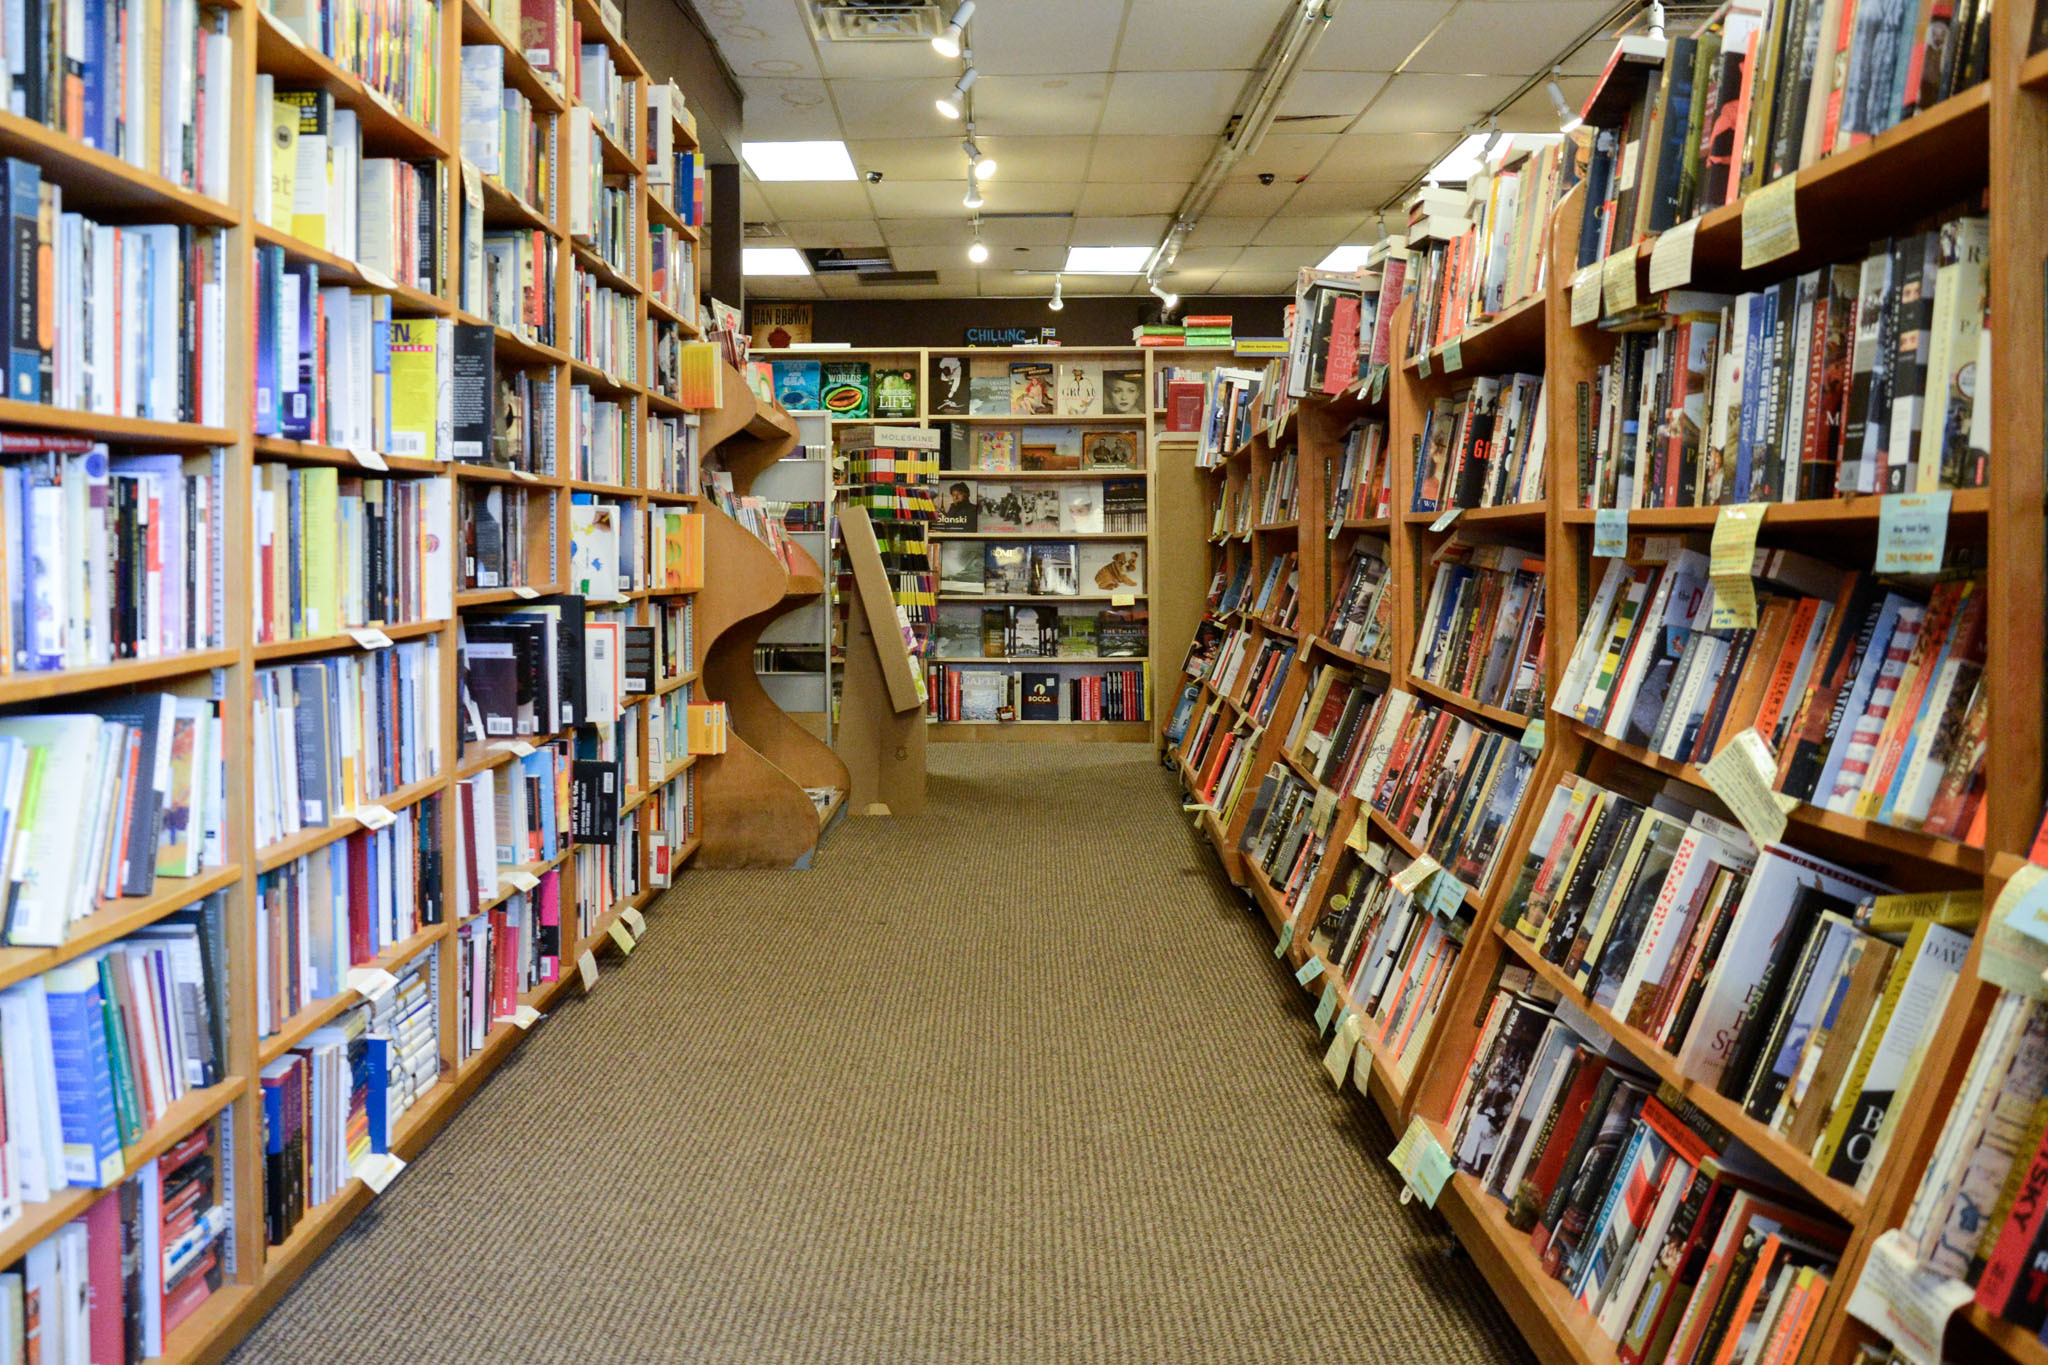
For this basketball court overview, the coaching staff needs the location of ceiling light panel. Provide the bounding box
[741,140,860,181]
[743,247,813,276]
[1064,245,1155,274]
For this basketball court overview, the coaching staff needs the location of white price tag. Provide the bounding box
[511,1004,543,1029]
[511,586,540,599]
[1876,492,1951,574]
[507,870,540,892]
[1570,265,1601,326]
[577,949,599,989]
[1442,338,1462,373]
[358,264,396,291]
[621,906,647,937]
[351,1152,406,1194]
[352,802,397,830]
[1602,250,1639,315]
[1700,728,1798,848]
[492,739,537,756]
[346,966,399,1000]
[513,469,540,482]
[1429,508,1460,532]
[1649,219,1699,294]
[347,444,388,471]
[1392,855,1441,897]
[346,626,394,649]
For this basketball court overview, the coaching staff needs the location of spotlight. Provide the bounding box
[1049,275,1063,311]
[932,0,975,58]
[1547,78,1583,134]
[1149,281,1178,309]
[967,221,989,263]
[963,168,984,208]
[963,132,995,179]
[936,67,978,120]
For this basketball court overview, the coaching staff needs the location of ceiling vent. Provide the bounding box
[742,221,781,239]
[803,1,945,41]
[804,246,897,275]
[858,270,940,285]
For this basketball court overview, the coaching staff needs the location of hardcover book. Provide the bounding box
[1102,366,1145,416]
[1083,430,1141,470]
[820,361,871,417]
[874,367,917,417]
[1010,361,1055,415]
[935,480,979,532]
[1057,361,1101,416]
[929,354,969,414]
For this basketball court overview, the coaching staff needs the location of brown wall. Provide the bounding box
[755,295,1291,348]
[624,0,743,300]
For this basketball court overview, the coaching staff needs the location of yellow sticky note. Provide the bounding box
[608,920,636,954]
[1323,1009,1363,1086]
[1392,854,1441,897]
[1649,219,1699,294]
[1111,593,1136,607]
[577,950,599,989]
[1570,265,1601,326]
[1602,249,1639,315]
[1708,503,1767,630]
[1742,175,1800,268]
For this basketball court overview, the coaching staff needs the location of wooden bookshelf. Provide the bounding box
[0,2,730,1356]
[1164,52,2021,1364]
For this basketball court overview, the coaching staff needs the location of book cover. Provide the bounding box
[1028,544,1078,596]
[928,354,968,414]
[820,361,871,417]
[1059,482,1102,534]
[969,360,1009,415]
[977,483,1018,532]
[935,479,979,533]
[771,358,821,411]
[1016,486,1061,533]
[983,542,1030,594]
[938,541,983,594]
[1080,544,1144,596]
[1057,361,1101,416]
[1010,361,1055,415]
[1083,429,1141,470]
[1020,670,1060,719]
[972,429,1017,471]
[1102,366,1145,416]
[874,366,917,417]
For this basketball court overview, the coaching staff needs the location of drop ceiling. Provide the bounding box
[706,0,1623,299]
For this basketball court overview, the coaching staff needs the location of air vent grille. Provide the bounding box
[803,1,944,41]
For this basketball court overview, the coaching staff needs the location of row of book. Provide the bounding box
[1575,0,1987,269]
[766,358,920,419]
[1326,418,1393,524]
[1505,769,1963,1193]
[1285,256,1404,399]
[1560,549,1987,842]
[471,226,559,349]
[250,643,443,849]
[1256,448,1300,523]
[5,444,221,671]
[649,412,701,496]
[1194,365,1268,467]
[461,483,539,591]
[0,163,228,424]
[1280,655,1388,798]
[1238,760,1339,912]
[267,0,441,130]
[453,877,558,1062]
[1449,980,1844,1363]
[1324,541,1396,664]
[569,387,634,485]
[1132,316,1236,348]
[255,799,443,1037]
[924,663,1149,723]
[459,48,551,211]
[1584,218,1989,510]
[936,541,1148,600]
[574,40,634,149]
[1413,373,1549,513]
[0,692,223,945]
[259,85,442,293]
[649,227,697,328]
[455,599,603,746]
[1189,620,1295,723]
[566,110,634,259]
[1411,541,1547,718]
[1309,842,1463,1082]
[934,476,1146,535]
[571,267,636,379]
[7,1120,228,1360]
[252,466,455,640]
[0,894,225,1196]
[931,603,1147,661]
[1403,136,1572,356]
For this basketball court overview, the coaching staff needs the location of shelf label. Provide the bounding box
[1294,956,1324,987]
[492,739,536,756]
[1875,491,1950,574]
[351,1152,406,1195]
[500,1005,543,1030]
[1983,864,2048,997]
[512,586,540,599]
[1601,250,1639,315]
[577,949,599,989]
[1273,911,1297,958]
[347,626,394,649]
[1343,815,1372,853]
[1423,871,1468,920]
[1593,507,1629,559]
[608,919,636,954]
[1370,369,1385,404]
[346,966,399,1000]
[1843,1230,1973,1365]
[1707,503,1766,630]
[1699,727,1796,848]
[1111,593,1136,607]
[507,870,540,892]
[348,444,389,472]
[1391,854,1441,897]
[1742,174,1801,268]
[1389,1115,1451,1208]
[1569,264,1601,326]
[1417,350,1431,379]
[1442,338,1462,373]
[352,802,397,830]
[621,906,647,937]
[1520,718,1546,754]
[358,263,397,292]
[512,469,540,482]
[1429,507,1460,533]
[1649,219,1699,294]
[1323,1009,1363,1087]
[1314,980,1341,1033]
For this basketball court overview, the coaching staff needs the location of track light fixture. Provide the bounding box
[1149,281,1178,310]
[1547,75,1583,134]
[1049,275,1063,311]
[1483,115,1507,159]
[937,65,978,120]
[963,126,995,179]
[932,0,975,58]
[967,220,989,264]
[963,167,984,208]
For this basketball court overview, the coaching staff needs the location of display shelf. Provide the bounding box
[0,110,239,225]
[254,772,447,873]
[0,648,239,704]
[0,863,243,994]
[457,0,569,110]
[1405,292,1546,376]
[1404,675,1533,732]
[0,400,237,445]
[477,174,554,233]
[250,617,450,663]
[252,221,452,316]
[1559,486,1993,527]
[251,434,448,476]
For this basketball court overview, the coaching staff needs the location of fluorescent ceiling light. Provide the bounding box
[742,247,811,276]
[739,141,857,182]
[1423,132,1491,186]
[1064,246,1154,274]
[1315,245,1373,272]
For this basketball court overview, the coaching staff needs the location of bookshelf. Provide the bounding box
[1167,37,2024,1362]
[0,0,727,1354]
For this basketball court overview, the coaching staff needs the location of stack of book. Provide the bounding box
[1182,315,1234,348]
[1404,136,1575,356]
[1411,375,1548,512]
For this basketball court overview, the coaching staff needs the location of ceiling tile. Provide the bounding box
[1497,75,1597,131]
[1252,213,1369,247]
[1202,182,1293,217]
[1305,1,1455,71]
[1100,70,1248,135]
[738,78,841,140]
[1157,268,1224,293]
[740,182,772,220]
[866,179,1079,216]
[1115,0,1293,70]
[878,217,976,247]
[748,274,825,299]
[1231,245,1322,271]
[813,35,960,80]
[1059,274,1145,295]
[756,181,877,219]
[973,136,1100,182]
[842,137,973,181]
[829,76,970,136]
[1087,135,1217,181]
[967,0,1131,75]
[967,73,1113,135]
[975,216,1078,246]
[1069,215,1172,245]
[1184,216,1268,247]
[1165,246,1245,271]
[1406,2,1621,76]
[1280,179,1411,214]
[1356,72,1524,134]
[776,218,887,248]
[1277,72,1389,123]
[1075,182,1186,216]
[694,0,822,80]
[1215,269,1303,293]
[1228,133,1340,181]
[1312,131,1438,182]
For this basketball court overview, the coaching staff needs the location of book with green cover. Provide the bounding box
[873,367,916,417]
[821,361,871,417]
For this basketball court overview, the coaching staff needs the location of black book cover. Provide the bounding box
[622,624,655,695]
[1020,670,1059,720]
[571,756,620,841]
[450,321,494,464]
[1717,884,1831,1101]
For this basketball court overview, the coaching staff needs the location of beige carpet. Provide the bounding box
[227,743,1533,1364]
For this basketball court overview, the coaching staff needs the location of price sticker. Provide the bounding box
[504,1005,543,1029]
[347,626,394,649]
[352,803,397,830]
[1274,912,1297,958]
[1707,503,1766,630]
[346,966,399,1000]
[1389,1115,1452,1208]
[512,586,540,599]
[507,870,540,892]
[492,739,536,756]
[577,950,599,989]
[1417,350,1432,379]
[349,445,389,472]
[352,1152,406,1194]
[1392,854,1441,897]
[358,264,396,291]
[512,469,540,482]
[1700,727,1798,848]
[1602,250,1639,315]
[1314,981,1342,1034]
[1111,593,1137,607]
[1875,491,1951,574]
[1593,507,1628,559]
[1520,718,1546,754]
[1323,1009,1363,1087]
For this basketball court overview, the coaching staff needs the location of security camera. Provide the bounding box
[865,170,884,183]
[1257,172,1275,185]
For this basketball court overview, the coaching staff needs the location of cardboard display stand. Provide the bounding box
[834,505,929,815]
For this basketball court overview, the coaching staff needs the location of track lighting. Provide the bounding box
[1483,116,1507,159]
[963,128,995,179]
[1049,275,1063,311]
[1149,281,1178,309]
[1547,76,1583,134]
[963,167,984,208]
[937,66,978,120]
[932,0,974,58]
[967,221,989,264]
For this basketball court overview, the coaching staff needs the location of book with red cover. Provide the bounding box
[1166,381,1205,432]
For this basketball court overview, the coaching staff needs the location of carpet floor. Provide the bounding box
[226,743,1534,1365]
